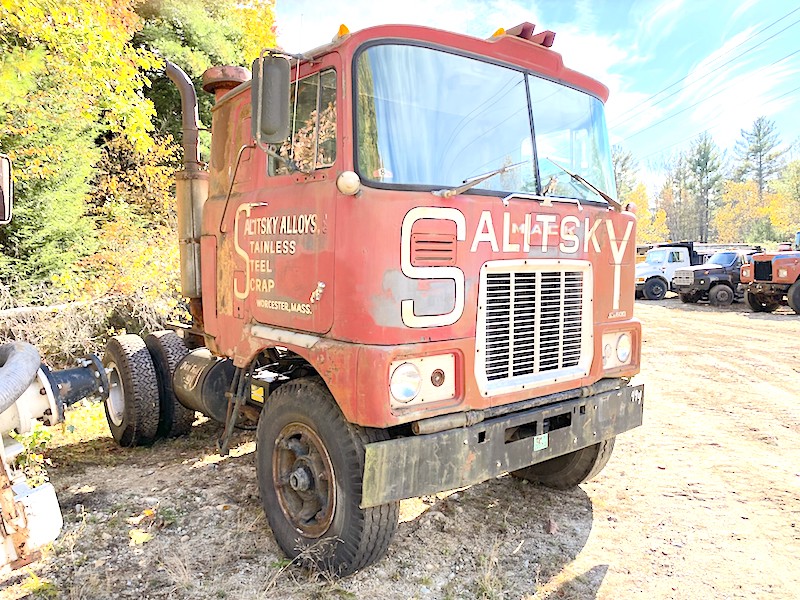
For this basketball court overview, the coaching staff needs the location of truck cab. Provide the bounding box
[103,23,644,575]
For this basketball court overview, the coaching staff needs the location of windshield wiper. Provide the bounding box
[432,160,528,198]
[546,158,622,211]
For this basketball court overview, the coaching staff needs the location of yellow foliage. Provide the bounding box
[713,181,764,242]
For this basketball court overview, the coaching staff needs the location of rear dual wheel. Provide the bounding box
[103,331,194,447]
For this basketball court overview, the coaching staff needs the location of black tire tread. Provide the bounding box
[643,278,667,301]
[103,334,160,447]
[709,284,733,306]
[257,378,398,576]
[787,281,800,314]
[145,330,195,438]
[511,437,616,490]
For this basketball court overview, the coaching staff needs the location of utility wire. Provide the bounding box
[619,47,800,143]
[611,4,800,128]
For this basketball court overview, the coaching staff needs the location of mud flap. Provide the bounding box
[361,384,644,508]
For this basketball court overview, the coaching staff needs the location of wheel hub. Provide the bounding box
[273,422,336,538]
[105,362,125,427]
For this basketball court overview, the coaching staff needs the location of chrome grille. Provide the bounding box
[673,270,694,286]
[481,266,588,386]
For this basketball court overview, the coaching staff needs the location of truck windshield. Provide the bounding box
[355,43,615,203]
[645,250,667,264]
[707,252,737,266]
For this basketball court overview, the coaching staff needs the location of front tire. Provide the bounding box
[256,378,399,576]
[787,281,800,314]
[709,285,734,306]
[103,335,160,447]
[745,290,779,313]
[643,278,667,300]
[511,438,615,490]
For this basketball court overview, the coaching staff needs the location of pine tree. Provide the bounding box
[686,133,723,242]
[734,116,786,201]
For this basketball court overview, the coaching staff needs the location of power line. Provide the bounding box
[610,4,800,128]
[636,80,800,163]
[619,47,800,143]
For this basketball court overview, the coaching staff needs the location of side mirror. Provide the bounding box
[0,154,12,225]
[251,55,290,145]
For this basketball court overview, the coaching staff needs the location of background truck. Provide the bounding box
[635,241,711,300]
[740,235,800,313]
[0,154,108,571]
[672,247,762,306]
[102,22,644,575]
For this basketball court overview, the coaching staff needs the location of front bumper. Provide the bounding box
[361,383,644,507]
[747,281,790,294]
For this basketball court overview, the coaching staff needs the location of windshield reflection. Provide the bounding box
[355,44,615,202]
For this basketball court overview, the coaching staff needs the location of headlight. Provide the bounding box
[778,268,788,278]
[742,267,751,277]
[602,331,634,370]
[389,362,421,403]
[616,333,632,363]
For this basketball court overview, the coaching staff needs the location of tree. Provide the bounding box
[734,116,786,201]
[134,0,278,149]
[657,154,694,240]
[685,133,723,242]
[0,0,158,301]
[770,159,800,240]
[713,181,766,242]
[628,183,668,243]
[612,145,636,199]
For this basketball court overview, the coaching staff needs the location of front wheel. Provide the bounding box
[643,278,667,300]
[511,438,615,490]
[787,281,800,314]
[709,285,734,306]
[256,378,399,576]
[745,290,779,313]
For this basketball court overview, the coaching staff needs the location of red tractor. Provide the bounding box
[104,23,644,574]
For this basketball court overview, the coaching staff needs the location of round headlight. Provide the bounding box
[616,333,632,364]
[390,362,421,403]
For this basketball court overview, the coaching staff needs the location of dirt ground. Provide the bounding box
[2,295,800,599]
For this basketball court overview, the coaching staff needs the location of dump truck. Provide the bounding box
[102,23,644,575]
[0,154,109,571]
[634,241,712,300]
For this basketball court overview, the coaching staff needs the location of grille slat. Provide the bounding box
[482,268,586,383]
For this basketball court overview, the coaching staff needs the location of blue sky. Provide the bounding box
[274,0,800,185]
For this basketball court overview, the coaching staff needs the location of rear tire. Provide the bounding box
[709,285,734,306]
[103,335,160,447]
[145,331,195,438]
[643,278,667,300]
[745,290,779,313]
[256,378,399,576]
[787,281,800,314]
[511,438,615,490]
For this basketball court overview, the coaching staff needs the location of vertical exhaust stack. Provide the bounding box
[165,61,208,327]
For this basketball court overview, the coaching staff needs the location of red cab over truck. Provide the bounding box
[104,23,644,574]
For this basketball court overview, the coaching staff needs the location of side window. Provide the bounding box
[271,69,337,175]
[669,251,681,263]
